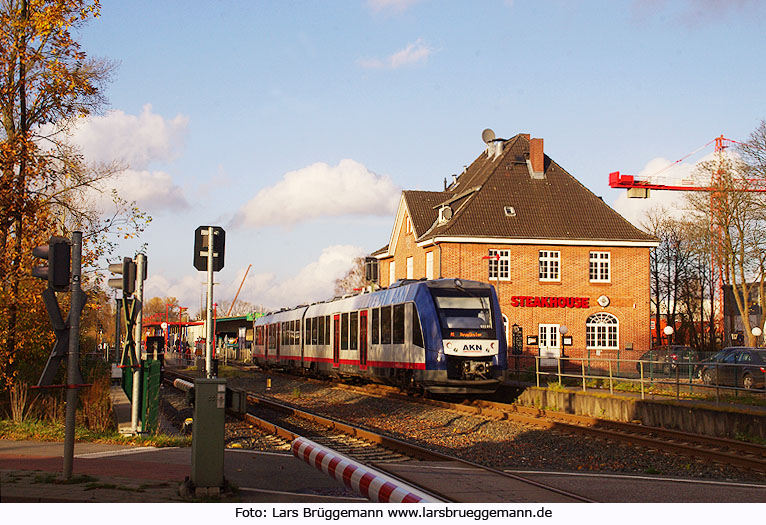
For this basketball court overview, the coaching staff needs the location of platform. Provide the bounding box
[0,439,363,503]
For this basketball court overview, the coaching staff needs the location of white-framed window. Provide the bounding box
[405,215,413,234]
[586,313,618,349]
[589,251,611,282]
[425,251,434,280]
[389,261,396,285]
[488,249,511,281]
[406,257,414,279]
[538,250,560,281]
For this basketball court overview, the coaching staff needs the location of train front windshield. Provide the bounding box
[431,288,494,338]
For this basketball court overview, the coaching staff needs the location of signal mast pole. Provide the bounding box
[206,227,215,378]
[132,254,146,432]
[62,231,83,479]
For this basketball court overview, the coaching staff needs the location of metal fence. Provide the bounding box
[507,353,766,402]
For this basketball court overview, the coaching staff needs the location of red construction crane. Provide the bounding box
[609,135,766,197]
[608,135,747,343]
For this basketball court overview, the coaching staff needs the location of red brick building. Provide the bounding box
[374,132,658,364]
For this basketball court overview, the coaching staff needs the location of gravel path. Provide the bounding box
[163,371,765,483]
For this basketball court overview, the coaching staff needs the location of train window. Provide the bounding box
[312,316,318,345]
[268,324,275,349]
[412,304,424,348]
[431,289,494,334]
[341,313,349,350]
[325,316,330,345]
[350,311,358,350]
[281,322,286,345]
[381,306,391,344]
[318,315,324,345]
[372,308,380,344]
[393,304,405,344]
[291,320,297,344]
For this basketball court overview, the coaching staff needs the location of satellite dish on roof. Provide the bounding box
[482,128,496,144]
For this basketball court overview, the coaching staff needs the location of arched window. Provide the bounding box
[502,314,509,344]
[586,313,618,349]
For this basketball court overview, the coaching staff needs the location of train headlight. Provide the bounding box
[454,278,463,288]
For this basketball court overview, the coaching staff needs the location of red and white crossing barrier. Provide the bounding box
[291,436,438,503]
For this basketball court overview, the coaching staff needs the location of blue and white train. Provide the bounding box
[252,278,507,394]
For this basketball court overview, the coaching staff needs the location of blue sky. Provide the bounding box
[72,0,766,313]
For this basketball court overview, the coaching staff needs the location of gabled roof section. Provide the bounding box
[415,133,657,244]
[402,190,452,238]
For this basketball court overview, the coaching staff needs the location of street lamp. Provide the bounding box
[752,326,762,347]
[558,325,569,358]
[663,325,674,345]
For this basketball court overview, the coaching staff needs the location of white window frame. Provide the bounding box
[538,250,560,282]
[425,251,434,280]
[586,313,619,349]
[389,261,396,285]
[488,249,511,281]
[406,257,414,279]
[589,251,611,283]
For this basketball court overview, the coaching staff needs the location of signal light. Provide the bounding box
[108,257,137,296]
[31,236,71,291]
[193,226,225,272]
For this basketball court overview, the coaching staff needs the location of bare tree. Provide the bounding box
[334,256,366,296]
[686,148,766,346]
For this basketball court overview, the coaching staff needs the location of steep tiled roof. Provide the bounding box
[405,134,656,244]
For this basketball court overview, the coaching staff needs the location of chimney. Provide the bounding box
[530,138,544,174]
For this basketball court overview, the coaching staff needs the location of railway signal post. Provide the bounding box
[190,226,227,494]
[32,232,86,480]
[194,225,225,378]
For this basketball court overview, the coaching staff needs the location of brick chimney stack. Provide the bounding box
[530,138,544,174]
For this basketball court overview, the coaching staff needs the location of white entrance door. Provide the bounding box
[539,324,560,366]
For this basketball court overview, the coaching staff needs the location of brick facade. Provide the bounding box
[374,132,657,363]
[379,215,652,360]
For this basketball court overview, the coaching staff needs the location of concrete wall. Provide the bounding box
[516,387,765,440]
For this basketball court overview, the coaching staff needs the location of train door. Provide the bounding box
[359,310,368,369]
[275,322,281,361]
[333,314,340,368]
[538,324,560,367]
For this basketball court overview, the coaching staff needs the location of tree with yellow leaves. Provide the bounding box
[0,1,149,389]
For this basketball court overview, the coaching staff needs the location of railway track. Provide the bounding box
[163,369,589,502]
[240,393,591,502]
[325,379,766,475]
[165,367,766,478]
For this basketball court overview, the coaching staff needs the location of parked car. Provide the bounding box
[698,347,766,390]
[636,345,699,375]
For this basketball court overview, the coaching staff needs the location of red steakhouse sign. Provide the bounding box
[510,296,590,308]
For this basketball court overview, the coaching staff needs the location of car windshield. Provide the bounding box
[753,350,766,363]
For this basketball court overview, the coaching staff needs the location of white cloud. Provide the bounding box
[93,169,190,213]
[233,159,400,229]
[68,104,189,169]
[358,39,433,69]
[254,245,366,309]
[368,0,420,13]
[145,245,365,313]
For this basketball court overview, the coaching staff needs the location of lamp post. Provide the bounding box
[663,325,674,345]
[752,326,762,347]
[179,306,188,353]
[559,325,569,358]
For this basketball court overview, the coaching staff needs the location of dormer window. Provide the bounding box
[438,206,453,224]
[504,206,516,217]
